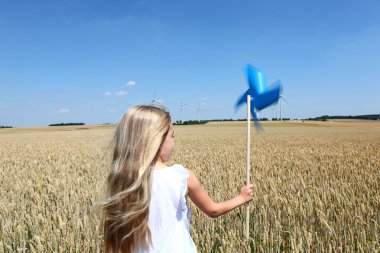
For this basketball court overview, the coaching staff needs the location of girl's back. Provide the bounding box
[136,164,197,252]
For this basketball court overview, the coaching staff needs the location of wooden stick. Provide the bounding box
[246,95,251,241]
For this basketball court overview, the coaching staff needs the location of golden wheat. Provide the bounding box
[1,121,379,252]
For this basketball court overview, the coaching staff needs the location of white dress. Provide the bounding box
[135,164,197,253]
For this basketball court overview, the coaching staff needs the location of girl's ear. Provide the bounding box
[155,149,161,160]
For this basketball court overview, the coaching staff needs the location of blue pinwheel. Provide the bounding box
[235,65,282,130]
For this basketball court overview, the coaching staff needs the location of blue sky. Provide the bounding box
[1,0,379,127]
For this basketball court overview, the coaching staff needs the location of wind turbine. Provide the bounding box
[197,102,204,123]
[151,89,163,105]
[272,104,277,121]
[178,101,189,124]
[279,95,288,122]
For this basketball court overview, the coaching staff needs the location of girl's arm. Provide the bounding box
[186,168,253,218]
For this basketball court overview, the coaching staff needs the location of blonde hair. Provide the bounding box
[101,105,171,253]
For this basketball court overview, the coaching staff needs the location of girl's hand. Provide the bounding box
[239,184,254,203]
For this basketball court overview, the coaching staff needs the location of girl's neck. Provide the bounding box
[155,160,168,169]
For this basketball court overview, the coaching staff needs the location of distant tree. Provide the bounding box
[49,122,85,126]
[173,120,209,125]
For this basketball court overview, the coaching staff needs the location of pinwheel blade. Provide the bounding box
[250,104,258,121]
[249,103,263,132]
[254,83,282,110]
[235,64,283,132]
[235,90,249,110]
[246,65,267,95]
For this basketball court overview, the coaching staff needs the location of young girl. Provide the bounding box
[101,105,253,253]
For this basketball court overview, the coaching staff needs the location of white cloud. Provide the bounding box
[54,108,70,113]
[115,90,128,96]
[200,97,208,101]
[126,80,136,86]
[104,91,112,96]
[109,109,116,113]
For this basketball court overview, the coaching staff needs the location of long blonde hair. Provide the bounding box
[101,105,171,253]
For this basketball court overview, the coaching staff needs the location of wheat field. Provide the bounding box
[1,121,379,252]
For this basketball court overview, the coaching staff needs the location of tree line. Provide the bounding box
[306,114,380,121]
[49,123,85,126]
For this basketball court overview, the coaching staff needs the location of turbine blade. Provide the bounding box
[281,96,289,104]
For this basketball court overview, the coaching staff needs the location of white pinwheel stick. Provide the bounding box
[246,94,251,241]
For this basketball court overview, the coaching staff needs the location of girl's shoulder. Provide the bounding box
[153,164,189,175]
[171,164,189,175]
[154,164,189,178]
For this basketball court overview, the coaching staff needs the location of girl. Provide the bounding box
[101,105,253,253]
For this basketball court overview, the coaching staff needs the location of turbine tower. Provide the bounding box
[197,103,203,123]
[279,95,288,122]
[178,101,189,124]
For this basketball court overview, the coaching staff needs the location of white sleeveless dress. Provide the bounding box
[135,164,197,253]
